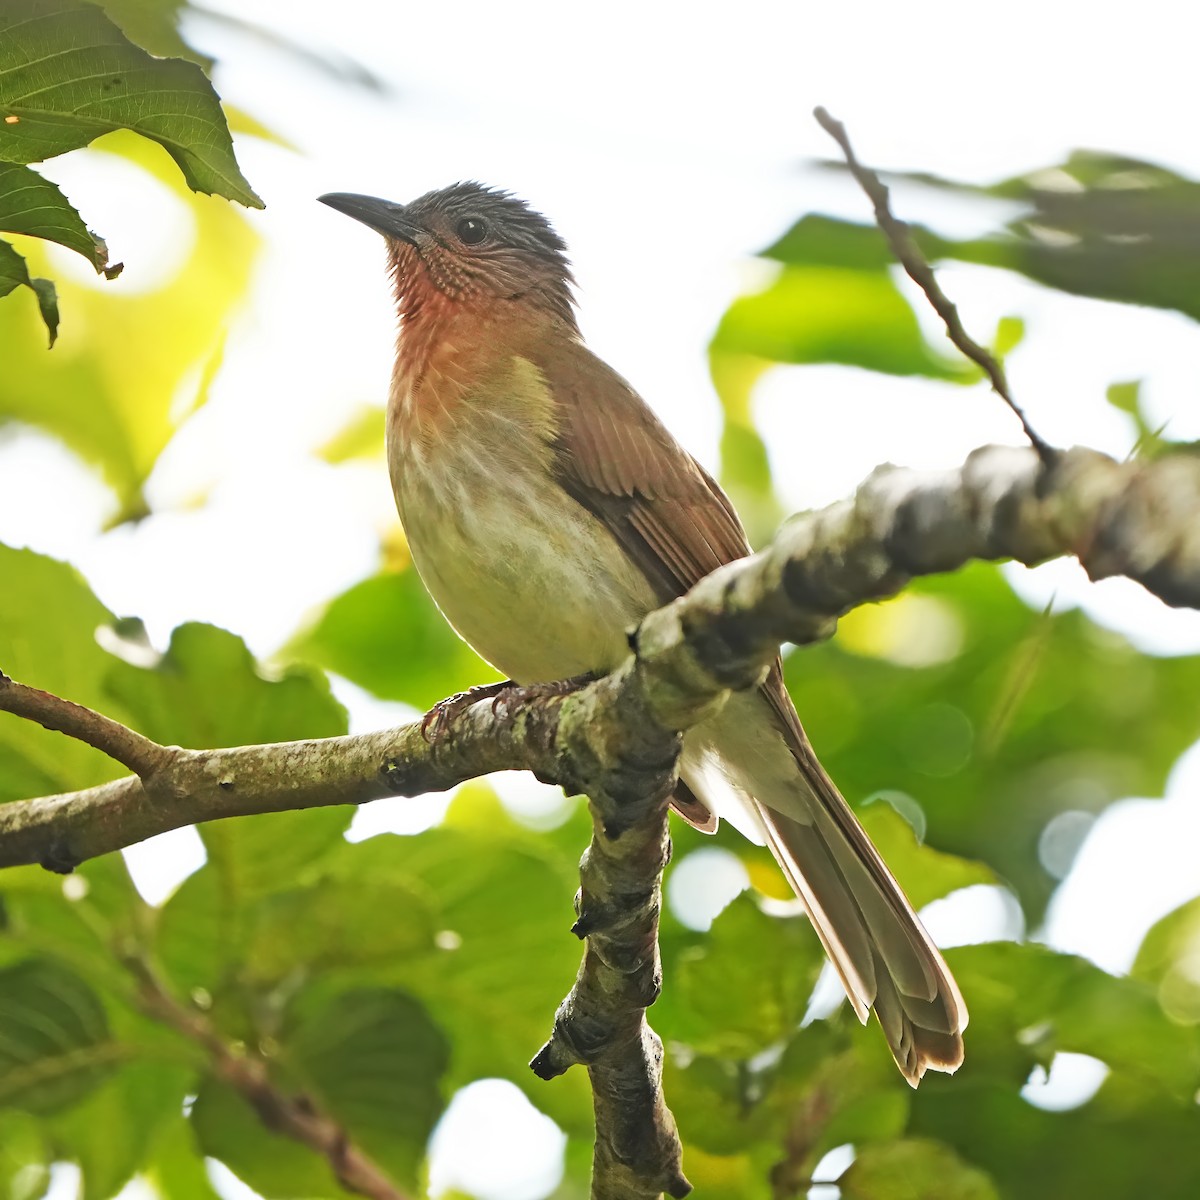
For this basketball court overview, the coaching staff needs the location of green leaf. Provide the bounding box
[817,151,1200,322]
[0,957,125,1113]
[0,132,259,518]
[1106,379,1171,457]
[0,545,125,802]
[669,1017,911,1175]
[51,1059,193,1200]
[244,877,437,986]
[911,1075,1200,1200]
[106,622,345,751]
[0,0,260,207]
[191,1079,335,1199]
[145,1112,224,1200]
[200,803,356,909]
[0,236,57,342]
[105,622,353,900]
[282,986,449,1187]
[289,569,502,709]
[711,264,972,380]
[0,1110,49,1200]
[708,350,782,546]
[665,1054,777,1156]
[656,892,823,1058]
[1106,378,1143,421]
[96,0,207,64]
[1132,894,1200,1025]
[841,1139,999,1200]
[191,987,447,1197]
[157,863,440,1000]
[991,314,1024,359]
[0,162,117,273]
[783,564,1200,923]
[948,942,1200,1095]
[857,804,995,910]
[761,213,897,270]
[325,830,592,1134]
[154,868,242,999]
[1,855,144,995]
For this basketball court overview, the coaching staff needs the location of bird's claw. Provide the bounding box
[420,680,516,743]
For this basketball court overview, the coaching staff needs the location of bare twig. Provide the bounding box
[813,105,1055,463]
[0,671,171,778]
[125,954,410,1200]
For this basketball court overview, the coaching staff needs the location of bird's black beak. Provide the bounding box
[319,192,423,244]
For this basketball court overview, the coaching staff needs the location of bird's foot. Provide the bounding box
[488,670,600,722]
[420,680,517,743]
[421,672,602,744]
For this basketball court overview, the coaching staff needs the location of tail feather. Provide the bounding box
[755,797,966,1087]
[683,670,967,1087]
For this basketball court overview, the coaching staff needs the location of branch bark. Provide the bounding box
[3,441,1199,1196]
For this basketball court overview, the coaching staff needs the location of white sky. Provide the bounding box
[8,1,1200,1196]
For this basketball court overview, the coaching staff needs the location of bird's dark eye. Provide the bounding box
[455,216,488,245]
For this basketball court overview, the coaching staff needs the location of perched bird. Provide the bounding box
[319,182,966,1084]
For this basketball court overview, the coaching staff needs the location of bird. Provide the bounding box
[319,182,966,1084]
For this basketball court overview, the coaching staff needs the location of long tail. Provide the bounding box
[757,795,966,1084]
[685,671,967,1085]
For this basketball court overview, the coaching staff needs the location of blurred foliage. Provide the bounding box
[4,9,1200,1197]
[771,150,1200,320]
[289,568,503,710]
[0,131,259,523]
[782,566,1200,923]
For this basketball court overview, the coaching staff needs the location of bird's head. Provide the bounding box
[320,182,576,328]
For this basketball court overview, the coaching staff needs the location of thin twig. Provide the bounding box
[125,954,411,1200]
[0,670,172,778]
[813,105,1055,464]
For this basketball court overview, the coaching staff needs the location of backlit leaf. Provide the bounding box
[711,264,972,381]
[0,544,125,802]
[0,237,57,341]
[0,131,258,519]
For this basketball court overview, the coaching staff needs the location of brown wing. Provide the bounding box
[529,337,766,832]
[533,338,751,599]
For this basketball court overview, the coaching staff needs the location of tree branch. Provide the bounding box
[0,671,171,778]
[2,441,1199,1197]
[813,105,1055,464]
[526,677,692,1198]
[125,953,411,1200]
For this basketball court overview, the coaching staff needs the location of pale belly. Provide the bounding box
[390,418,657,685]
